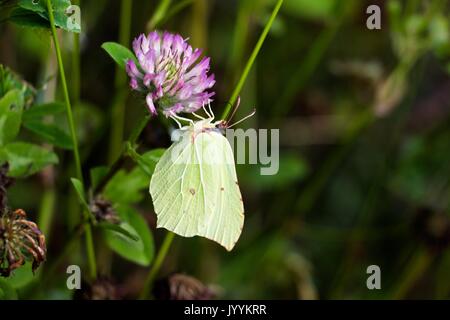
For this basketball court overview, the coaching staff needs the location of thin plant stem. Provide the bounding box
[190,0,207,49]
[221,0,284,120]
[146,0,172,32]
[46,0,82,182]
[84,222,97,278]
[156,0,193,28]
[129,113,151,146]
[46,0,97,279]
[72,0,80,106]
[228,2,250,71]
[68,0,81,240]
[139,231,175,299]
[116,0,132,88]
[108,0,133,164]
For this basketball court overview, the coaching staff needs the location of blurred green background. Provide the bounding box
[0,0,450,299]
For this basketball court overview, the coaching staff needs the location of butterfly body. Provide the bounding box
[150,118,244,251]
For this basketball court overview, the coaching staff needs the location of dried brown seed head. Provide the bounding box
[89,196,120,224]
[153,273,217,300]
[0,208,46,276]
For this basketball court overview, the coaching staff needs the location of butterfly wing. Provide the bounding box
[201,130,244,251]
[150,128,244,251]
[150,130,211,238]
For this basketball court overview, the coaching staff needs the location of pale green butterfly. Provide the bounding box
[150,103,250,251]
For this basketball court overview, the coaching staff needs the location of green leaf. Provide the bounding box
[5,262,35,289]
[22,102,73,149]
[96,222,139,242]
[104,167,148,205]
[12,0,81,33]
[102,42,137,70]
[0,64,36,104]
[22,102,65,121]
[0,279,18,300]
[103,148,164,205]
[70,177,90,213]
[0,142,58,177]
[103,206,154,266]
[0,89,24,146]
[23,120,73,149]
[127,146,165,177]
[9,7,50,29]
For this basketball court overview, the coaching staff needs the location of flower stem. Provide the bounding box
[190,0,208,49]
[46,0,82,182]
[129,114,151,146]
[84,222,97,278]
[69,0,81,236]
[46,0,97,279]
[155,0,193,28]
[221,0,283,120]
[71,0,80,106]
[139,231,175,299]
[146,0,172,32]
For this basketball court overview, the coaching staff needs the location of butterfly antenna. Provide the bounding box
[207,100,215,119]
[225,97,241,126]
[172,114,194,125]
[192,112,205,120]
[170,116,183,129]
[226,108,256,128]
[202,102,212,118]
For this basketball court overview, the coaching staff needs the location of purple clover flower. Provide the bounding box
[126,31,215,116]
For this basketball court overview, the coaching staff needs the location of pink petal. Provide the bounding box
[146,94,157,115]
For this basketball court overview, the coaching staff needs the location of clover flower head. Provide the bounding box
[126,31,215,117]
